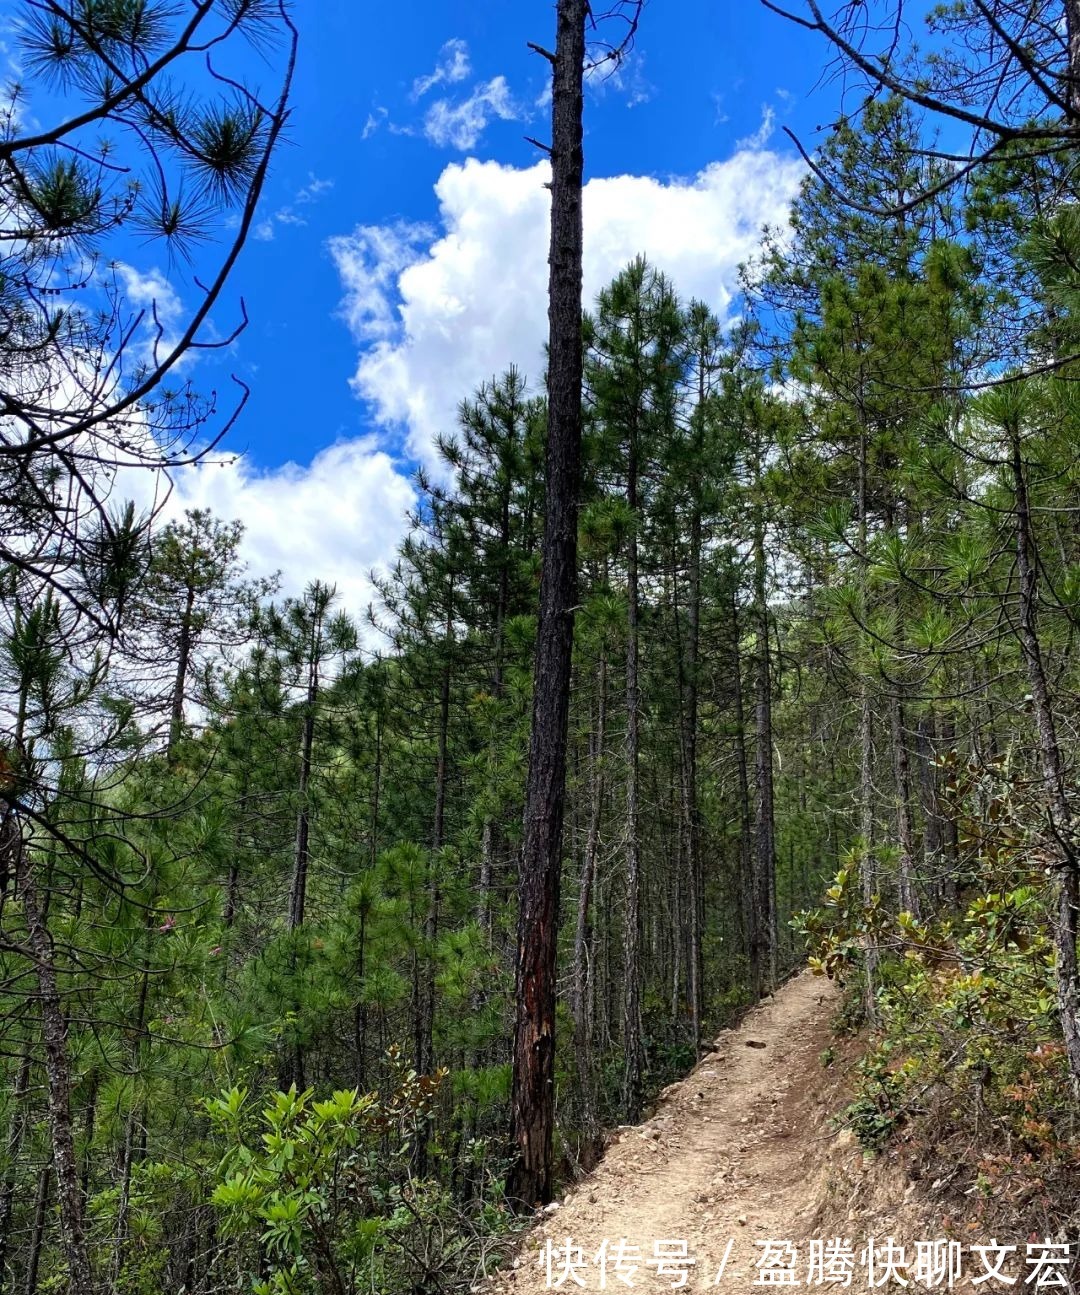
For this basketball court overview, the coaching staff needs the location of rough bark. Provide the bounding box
[507,0,587,1209]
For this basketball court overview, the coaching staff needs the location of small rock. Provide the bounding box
[738,1215,748,1227]
[543,1202,560,1215]
[745,1040,768,1049]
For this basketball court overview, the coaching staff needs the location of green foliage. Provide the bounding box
[796,758,1079,1210]
[204,1057,514,1295]
[841,1049,907,1153]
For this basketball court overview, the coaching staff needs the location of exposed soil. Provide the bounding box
[491,969,845,1293]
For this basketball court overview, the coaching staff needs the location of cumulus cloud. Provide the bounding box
[412,38,472,99]
[422,76,518,150]
[331,220,434,342]
[135,439,416,617]
[329,149,805,468]
[108,147,803,621]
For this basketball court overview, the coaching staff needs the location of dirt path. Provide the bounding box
[494,970,842,1294]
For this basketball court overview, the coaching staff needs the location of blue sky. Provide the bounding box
[15,2,854,613]
[232,1,827,462]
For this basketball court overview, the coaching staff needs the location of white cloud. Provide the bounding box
[101,146,804,631]
[251,174,335,242]
[362,106,388,140]
[586,50,652,107]
[330,220,434,343]
[115,263,187,365]
[330,149,805,469]
[297,175,334,204]
[423,76,518,150]
[144,439,416,617]
[413,38,472,99]
[737,105,777,151]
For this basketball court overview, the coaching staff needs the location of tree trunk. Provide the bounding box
[282,598,322,1092]
[730,589,754,965]
[354,903,368,1091]
[680,469,703,1056]
[507,0,587,1209]
[16,850,95,1295]
[287,633,318,933]
[752,495,777,996]
[1066,0,1080,117]
[166,583,195,759]
[857,423,880,1023]
[419,603,452,1086]
[572,649,605,1166]
[940,712,961,905]
[623,384,645,1122]
[916,712,944,903]
[890,695,920,919]
[0,1051,30,1294]
[478,445,514,938]
[23,1162,50,1295]
[1011,432,1080,1090]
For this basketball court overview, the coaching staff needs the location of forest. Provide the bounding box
[3,2,1080,1293]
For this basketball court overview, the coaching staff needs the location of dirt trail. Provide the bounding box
[495,970,842,1294]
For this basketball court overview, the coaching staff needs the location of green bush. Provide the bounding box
[203,1050,515,1295]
